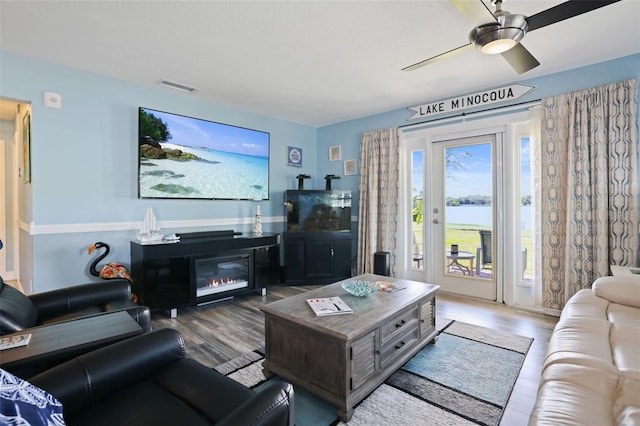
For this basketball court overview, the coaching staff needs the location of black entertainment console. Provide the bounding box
[130,231,280,317]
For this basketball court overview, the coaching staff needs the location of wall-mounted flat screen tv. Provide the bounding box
[138,107,270,200]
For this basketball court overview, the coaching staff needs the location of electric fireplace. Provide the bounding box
[194,253,253,305]
[130,231,280,317]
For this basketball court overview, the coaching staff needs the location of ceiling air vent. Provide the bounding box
[159,80,198,93]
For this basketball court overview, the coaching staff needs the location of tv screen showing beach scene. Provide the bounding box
[138,107,270,200]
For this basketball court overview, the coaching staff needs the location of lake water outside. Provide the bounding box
[446,205,531,230]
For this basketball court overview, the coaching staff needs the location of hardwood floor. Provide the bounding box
[151,285,557,425]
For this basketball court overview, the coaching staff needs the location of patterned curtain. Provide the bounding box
[357,128,400,275]
[539,79,639,310]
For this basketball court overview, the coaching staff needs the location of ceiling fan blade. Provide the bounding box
[402,43,472,71]
[450,0,496,22]
[501,43,540,74]
[527,0,621,32]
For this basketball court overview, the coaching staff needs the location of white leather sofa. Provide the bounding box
[529,276,640,425]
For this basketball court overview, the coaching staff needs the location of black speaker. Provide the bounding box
[373,251,390,276]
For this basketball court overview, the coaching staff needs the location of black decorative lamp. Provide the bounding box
[296,174,311,190]
[324,174,341,190]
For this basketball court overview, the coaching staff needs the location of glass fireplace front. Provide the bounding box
[194,253,252,304]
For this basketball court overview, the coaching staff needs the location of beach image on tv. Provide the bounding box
[138,107,269,200]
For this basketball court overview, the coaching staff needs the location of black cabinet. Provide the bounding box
[130,232,280,314]
[282,189,353,285]
[284,233,352,285]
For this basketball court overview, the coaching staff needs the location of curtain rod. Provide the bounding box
[399,99,541,131]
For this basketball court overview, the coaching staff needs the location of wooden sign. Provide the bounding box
[407,84,536,121]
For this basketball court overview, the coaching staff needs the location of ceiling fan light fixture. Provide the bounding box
[479,34,518,54]
[469,13,528,55]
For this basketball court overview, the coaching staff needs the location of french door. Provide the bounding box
[401,111,535,304]
[431,135,497,300]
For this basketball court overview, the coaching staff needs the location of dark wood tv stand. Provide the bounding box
[130,231,280,317]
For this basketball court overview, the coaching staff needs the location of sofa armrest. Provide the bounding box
[122,305,152,332]
[592,276,640,308]
[29,329,184,418]
[152,358,294,425]
[30,280,132,319]
[217,382,295,426]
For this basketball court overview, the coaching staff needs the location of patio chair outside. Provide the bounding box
[475,230,492,275]
[475,230,527,277]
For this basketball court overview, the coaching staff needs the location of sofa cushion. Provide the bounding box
[67,380,212,426]
[593,276,640,308]
[607,303,640,328]
[0,280,38,334]
[610,322,640,379]
[544,316,614,371]
[529,363,620,426]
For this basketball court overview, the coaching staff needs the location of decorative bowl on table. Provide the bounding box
[341,280,378,297]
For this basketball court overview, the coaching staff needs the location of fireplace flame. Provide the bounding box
[208,277,240,287]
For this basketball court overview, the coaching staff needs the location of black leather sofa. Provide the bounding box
[0,276,151,334]
[29,328,295,426]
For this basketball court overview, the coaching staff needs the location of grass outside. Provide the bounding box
[413,223,534,275]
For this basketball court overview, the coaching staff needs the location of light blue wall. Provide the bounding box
[0,50,317,291]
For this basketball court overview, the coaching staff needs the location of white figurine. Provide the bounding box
[254,205,263,235]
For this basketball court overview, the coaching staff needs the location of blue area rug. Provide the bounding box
[215,320,533,426]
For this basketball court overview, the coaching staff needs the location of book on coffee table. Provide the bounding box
[0,333,32,351]
[306,297,353,316]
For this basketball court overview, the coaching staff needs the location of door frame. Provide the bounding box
[0,139,6,277]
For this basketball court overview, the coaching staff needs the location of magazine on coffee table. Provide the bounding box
[0,333,32,351]
[306,297,353,316]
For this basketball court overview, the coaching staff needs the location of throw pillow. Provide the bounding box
[0,368,65,425]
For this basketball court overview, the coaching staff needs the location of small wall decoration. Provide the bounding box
[22,112,31,183]
[344,159,357,176]
[329,145,342,161]
[287,146,302,167]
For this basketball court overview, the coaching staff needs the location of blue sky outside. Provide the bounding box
[411,138,531,199]
[145,109,269,158]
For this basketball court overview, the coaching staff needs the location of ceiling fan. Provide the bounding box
[403,0,621,74]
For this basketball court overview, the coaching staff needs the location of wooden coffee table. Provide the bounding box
[261,274,439,422]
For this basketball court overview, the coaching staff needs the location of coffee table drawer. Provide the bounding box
[380,306,419,343]
[380,322,419,369]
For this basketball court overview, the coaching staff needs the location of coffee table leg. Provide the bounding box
[262,366,275,379]
[337,406,354,423]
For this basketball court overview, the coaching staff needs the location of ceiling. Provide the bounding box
[1,0,639,127]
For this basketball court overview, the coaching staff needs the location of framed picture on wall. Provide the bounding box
[288,146,303,167]
[329,145,342,161]
[344,159,357,176]
[23,112,31,184]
